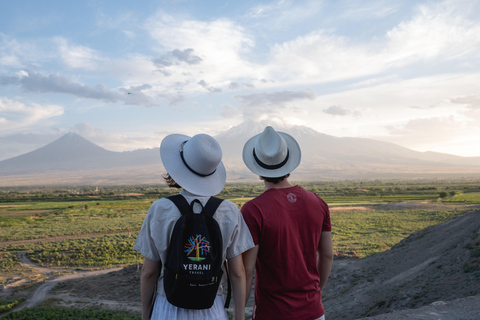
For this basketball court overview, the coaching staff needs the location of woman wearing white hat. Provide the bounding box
[134,133,254,320]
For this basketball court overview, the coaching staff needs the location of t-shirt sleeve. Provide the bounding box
[225,202,255,259]
[133,204,161,261]
[240,200,261,246]
[319,197,332,232]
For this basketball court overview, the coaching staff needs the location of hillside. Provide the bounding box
[323,206,480,319]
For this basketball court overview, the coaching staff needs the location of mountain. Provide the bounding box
[0,133,160,175]
[0,123,479,186]
[216,120,480,166]
[215,120,480,180]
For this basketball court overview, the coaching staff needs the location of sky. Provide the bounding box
[1,0,480,161]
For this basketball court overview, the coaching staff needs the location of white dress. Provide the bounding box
[151,294,228,320]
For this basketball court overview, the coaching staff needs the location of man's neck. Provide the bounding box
[264,179,293,190]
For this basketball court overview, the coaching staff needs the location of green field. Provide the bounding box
[2,180,480,265]
[331,207,467,257]
[0,200,149,243]
[444,192,480,203]
[1,306,141,320]
[1,179,480,318]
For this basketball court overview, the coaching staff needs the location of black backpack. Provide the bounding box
[163,195,231,310]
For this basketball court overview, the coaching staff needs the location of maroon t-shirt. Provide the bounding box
[241,186,331,320]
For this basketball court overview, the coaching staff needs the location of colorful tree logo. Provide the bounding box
[184,234,211,261]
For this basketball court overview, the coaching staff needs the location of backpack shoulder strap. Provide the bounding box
[202,196,230,309]
[202,197,224,218]
[167,195,191,215]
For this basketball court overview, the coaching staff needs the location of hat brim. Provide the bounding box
[242,131,301,178]
[160,134,226,196]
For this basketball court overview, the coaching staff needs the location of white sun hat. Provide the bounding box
[160,133,226,196]
[242,126,301,178]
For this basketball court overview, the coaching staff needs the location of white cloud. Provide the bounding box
[16,70,159,107]
[0,34,26,68]
[384,2,480,66]
[54,37,103,70]
[323,105,350,116]
[386,116,463,141]
[381,115,480,156]
[154,48,203,67]
[197,79,222,93]
[235,89,316,120]
[145,12,256,88]
[246,0,291,18]
[263,1,480,86]
[0,33,55,68]
[0,97,63,133]
[122,30,136,39]
[70,122,163,152]
[451,95,480,123]
[220,104,242,119]
[451,95,480,110]
[0,54,21,67]
[338,1,400,20]
[291,72,480,153]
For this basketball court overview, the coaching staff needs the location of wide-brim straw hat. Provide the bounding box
[160,133,226,196]
[242,126,301,178]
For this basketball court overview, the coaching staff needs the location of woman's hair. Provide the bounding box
[163,173,182,188]
[260,173,290,184]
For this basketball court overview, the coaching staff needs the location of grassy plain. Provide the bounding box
[1,179,480,318]
[1,180,480,266]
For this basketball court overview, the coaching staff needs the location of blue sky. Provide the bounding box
[1,0,480,160]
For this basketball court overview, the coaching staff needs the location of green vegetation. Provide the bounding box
[1,179,480,318]
[0,298,26,313]
[1,179,480,263]
[2,178,480,204]
[331,208,466,257]
[0,200,149,242]
[0,252,20,273]
[21,234,140,268]
[0,252,41,284]
[444,192,480,203]
[2,306,141,319]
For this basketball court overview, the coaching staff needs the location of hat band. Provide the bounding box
[253,148,290,170]
[180,141,217,177]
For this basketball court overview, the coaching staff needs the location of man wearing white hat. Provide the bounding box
[241,126,334,320]
[134,133,254,320]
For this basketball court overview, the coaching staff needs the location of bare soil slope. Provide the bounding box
[323,209,480,319]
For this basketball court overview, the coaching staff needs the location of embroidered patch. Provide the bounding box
[287,193,297,203]
[184,234,211,261]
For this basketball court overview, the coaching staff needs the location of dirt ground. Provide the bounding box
[2,203,480,319]
[323,206,480,319]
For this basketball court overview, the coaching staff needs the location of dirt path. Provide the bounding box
[1,253,122,317]
[18,252,72,274]
[25,268,122,309]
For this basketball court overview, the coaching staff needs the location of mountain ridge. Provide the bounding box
[0,121,479,186]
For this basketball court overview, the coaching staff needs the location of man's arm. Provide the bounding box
[317,232,334,290]
[228,254,246,320]
[242,245,259,305]
[140,257,161,320]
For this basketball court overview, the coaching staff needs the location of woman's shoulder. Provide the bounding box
[217,198,240,212]
[146,196,183,221]
[151,197,178,208]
